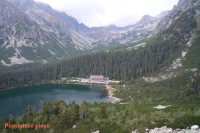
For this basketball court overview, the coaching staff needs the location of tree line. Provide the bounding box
[0,38,181,89]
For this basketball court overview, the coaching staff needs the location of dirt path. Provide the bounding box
[104,85,121,103]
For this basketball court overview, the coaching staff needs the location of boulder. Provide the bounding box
[91,130,99,133]
[191,125,199,130]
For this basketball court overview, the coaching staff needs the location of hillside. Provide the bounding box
[0,0,84,67]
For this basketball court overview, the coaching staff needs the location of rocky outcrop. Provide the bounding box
[154,0,200,34]
[6,0,168,49]
[0,0,82,66]
[149,126,200,133]
[132,125,200,133]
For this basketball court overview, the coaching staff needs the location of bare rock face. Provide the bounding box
[176,0,190,10]
[6,0,167,48]
[0,0,81,66]
[7,0,94,50]
[0,0,45,41]
[154,0,199,35]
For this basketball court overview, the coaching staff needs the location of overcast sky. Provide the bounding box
[34,0,179,27]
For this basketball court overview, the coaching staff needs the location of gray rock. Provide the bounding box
[191,125,199,130]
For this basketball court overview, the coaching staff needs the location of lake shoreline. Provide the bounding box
[104,85,121,103]
[0,82,121,103]
[0,87,16,92]
[0,83,110,117]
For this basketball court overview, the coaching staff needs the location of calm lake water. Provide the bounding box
[0,84,109,117]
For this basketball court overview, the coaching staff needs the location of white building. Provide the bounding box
[89,75,109,84]
[61,77,67,81]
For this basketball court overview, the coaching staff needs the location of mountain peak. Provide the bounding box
[135,15,155,26]
[141,15,154,20]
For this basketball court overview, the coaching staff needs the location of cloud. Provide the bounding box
[34,0,179,27]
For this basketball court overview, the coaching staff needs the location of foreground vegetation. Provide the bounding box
[0,100,200,133]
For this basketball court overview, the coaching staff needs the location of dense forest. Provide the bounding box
[0,38,179,88]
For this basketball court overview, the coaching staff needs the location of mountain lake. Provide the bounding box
[0,84,109,117]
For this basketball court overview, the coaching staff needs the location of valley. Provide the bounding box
[0,0,200,132]
[0,0,169,68]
